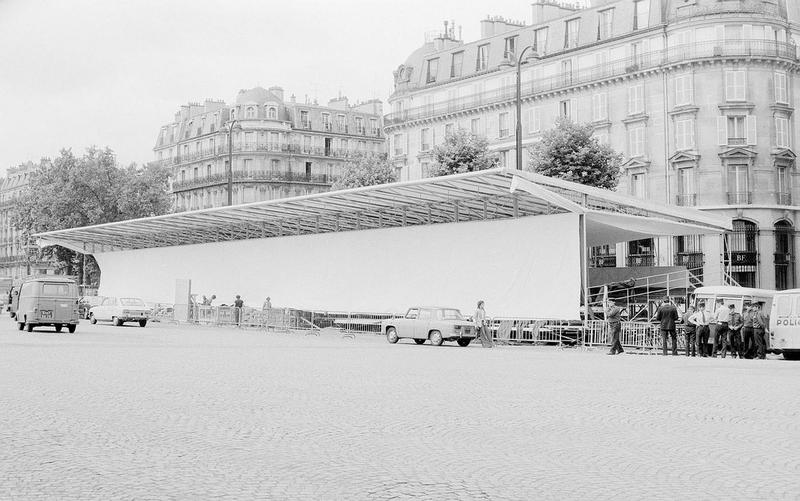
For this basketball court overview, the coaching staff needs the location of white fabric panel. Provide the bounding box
[95,214,582,319]
[585,212,716,247]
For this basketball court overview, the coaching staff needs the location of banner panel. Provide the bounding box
[95,213,581,319]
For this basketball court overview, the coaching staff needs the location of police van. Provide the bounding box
[769,289,800,360]
[692,286,776,353]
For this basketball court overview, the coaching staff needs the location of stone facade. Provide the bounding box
[0,163,57,279]
[386,0,800,290]
[153,87,385,212]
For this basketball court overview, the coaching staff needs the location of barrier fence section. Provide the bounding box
[584,320,689,353]
[488,318,584,346]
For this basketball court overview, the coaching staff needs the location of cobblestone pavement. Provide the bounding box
[1,318,800,500]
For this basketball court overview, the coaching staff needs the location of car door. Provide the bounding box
[414,308,433,339]
[398,308,419,339]
[96,297,115,320]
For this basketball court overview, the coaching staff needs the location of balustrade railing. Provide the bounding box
[727,191,752,205]
[676,193,697,207]
[172,170,335,191]
[385,40,797,127]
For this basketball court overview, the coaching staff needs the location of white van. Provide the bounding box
[692,286,776,353]
[769,289,800,360]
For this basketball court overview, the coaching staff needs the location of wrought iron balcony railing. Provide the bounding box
[775,252,793,265]
[385,40,796,127]
[727,251,758,267]
[676,193,697,207]
[171,170,335,192]
[675,252,704,269]
[777,192,792,205]
[589,255,616,268]
[626,254,655,267]
[727,191,752,205]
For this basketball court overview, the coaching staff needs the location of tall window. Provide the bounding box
[270,159,280,173]
[450,51,464,78]
[420,128,431,151]
[674,74,693,105]
[775,71,789,104]
[268,107,277,119]
[504,36,517,58]
[322,113,331,131]
[627,238,654,266]
[628,83,644,114]
[245,107,255,119]
[394,134,404,156]
[598,8,614,40]
[355,117,365,134]
[498,113,509,138]
[727,164,750,203]
[725,70,747,101]
[629,126,646,157]
[725,219,758,287]
[445,123,454,137]
[775,220,794,290]
[677,167,696,206]
[675,118,695,150]
[471,118,481,135]
[336,114,346,132]
[369,118,378,135]
[476,44,489,71]
[564,19,580,48]
[426,58,439,83]
[633,0,650,30]
[592,93,607,121]
[561,59,573,85]
[527,107,542,133]
[630,173,645,197]
[300,110,310,128]
[533,27,549,55]
[776,116,790,148]
[777,166,790,204]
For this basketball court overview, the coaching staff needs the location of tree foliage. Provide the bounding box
[12,147,172,284]
[431,129,498,176]
[527,117,623,190]
[332,153,396,190]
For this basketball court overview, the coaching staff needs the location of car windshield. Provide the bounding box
[439,309,463,320]
[120,298,145,306]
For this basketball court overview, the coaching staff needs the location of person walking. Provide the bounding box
[475,300,493,348]
[654,296,679,356]
[753,302,770,360]
[742,302,756,359]
[712,298,729,357]
[233,294,244,326]
[720,304,743,358]
[605,298,624,355]
[682,304,697,357]
[689,302,711,357]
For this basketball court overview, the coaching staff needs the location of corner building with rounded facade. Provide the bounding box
[385,0,800,290]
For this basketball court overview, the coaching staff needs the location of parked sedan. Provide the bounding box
[89,297,149,327]
[381,306,476,346]
[78,295,104,319]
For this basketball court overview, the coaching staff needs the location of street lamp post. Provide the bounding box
[223,119,240,206]
[501,46,539,170]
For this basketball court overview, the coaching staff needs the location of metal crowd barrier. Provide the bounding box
[584,320,689,354]
[488,318,584,347]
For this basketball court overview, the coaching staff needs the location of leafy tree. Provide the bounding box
[332,153,396,190]
[12,147,172,285]
[527,117,623,190]
[430,129,498,176]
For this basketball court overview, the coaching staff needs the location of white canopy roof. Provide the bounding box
[35,168,732,254]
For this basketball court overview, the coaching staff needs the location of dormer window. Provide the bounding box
[268,107,277,119]
[504,36,517,58]
[426,58,439,84]
[633,0,649,30]
[564,19,580,49]
[476,44,489,71]
[245,107,256,119]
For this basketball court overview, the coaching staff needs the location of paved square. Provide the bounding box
[1,318,799,500]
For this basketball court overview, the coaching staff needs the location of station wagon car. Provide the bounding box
[382,307,476,346]
[89,297,149,327]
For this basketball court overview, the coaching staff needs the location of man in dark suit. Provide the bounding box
[654,295,680,356]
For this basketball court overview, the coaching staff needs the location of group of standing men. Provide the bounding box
[607,295,771,359]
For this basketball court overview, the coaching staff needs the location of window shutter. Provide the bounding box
[740,71,747,101]
[628,86,635,113]
[724,72,733,100]
[746,115,757,145]
[717,116,728,145]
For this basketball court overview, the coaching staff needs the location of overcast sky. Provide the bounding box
[0,0,588,173]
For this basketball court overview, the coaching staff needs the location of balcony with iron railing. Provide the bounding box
[626,254,655,267]
[727,191,752,205]
[675,252,704,269]
[171,170,335,192]
[385,40,797,127]
[668,1,781,22]
[726,251,758,267]
[775,252,793,265]
[777,192,792,205]
[589,254,616,268]
[676,193,697,207]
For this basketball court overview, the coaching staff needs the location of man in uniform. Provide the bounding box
[721,304,743,358]
[712,298,729,357]
[689,302,711,357]
[682,304,697,357]
[654,295,679,356]
[753,302,770,360]
[741,302,756,359]
[606,299,624,355]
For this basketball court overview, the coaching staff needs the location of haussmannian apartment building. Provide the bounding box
[385,0,800,290]
[153,86,385,211]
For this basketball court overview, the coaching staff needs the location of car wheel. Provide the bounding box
[67,324,76,334]
[90,314,97,325]
[17,321,24,331]
[113,317,123,326]
[414,339,426,345]
[25,321,34,332]
[429,330,443,346]
[457,338,471,347]
[139,319,147,328]
[386,327,399,344]
[54,324,63,333]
